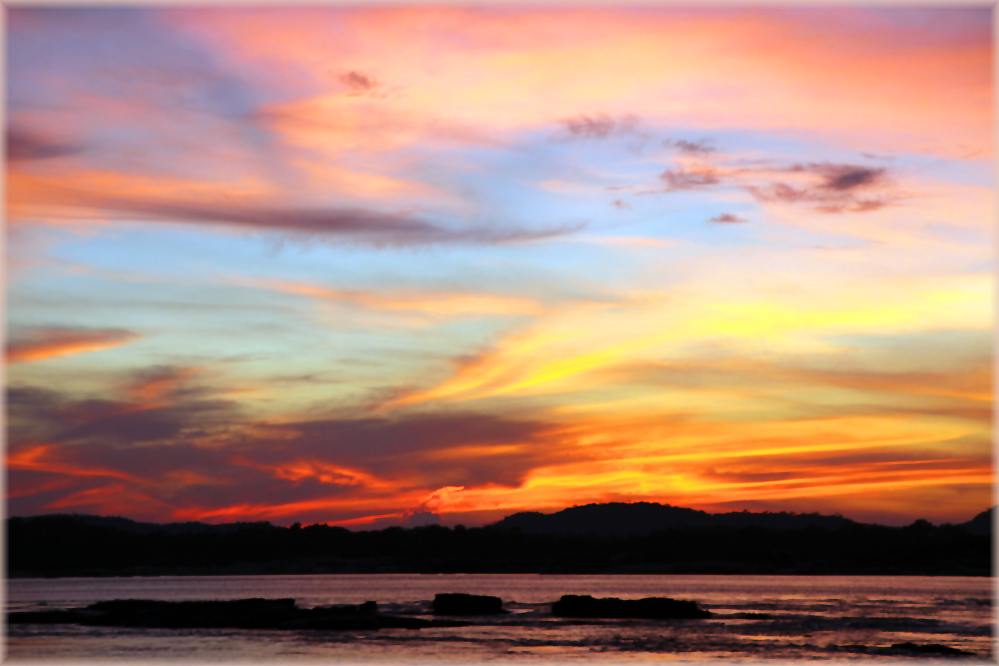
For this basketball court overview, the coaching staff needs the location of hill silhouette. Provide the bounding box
[7,503,991,577]
[959,507,994,536]
[30,513,276,535]
[489,502,857,535]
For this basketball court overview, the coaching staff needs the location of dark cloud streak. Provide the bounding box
[45,186,585,246]
[651,156,899,214]
[822,166,885,191]
[7,129,84,162]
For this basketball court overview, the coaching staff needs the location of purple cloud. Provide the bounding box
[41,188,585,246]
[708,213,747,223]
[664,138,714,154]
[660,167,721,191]
[561,114,639,139]
[7,128,84,162]
[339,70,378,93]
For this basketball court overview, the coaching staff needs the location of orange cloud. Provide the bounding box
[328,512,406,528]
[125,366,206,403]
[7,443,143,483]
[7,328,140,364]
[169,493,426,523]
[230,455,390,490]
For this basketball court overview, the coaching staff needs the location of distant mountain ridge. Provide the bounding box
[20,513,277,535]
[8,505,991,578]
[488,502,991,536]
[13,504,993,537]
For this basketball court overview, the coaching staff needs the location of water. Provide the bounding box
[5,574,993,662]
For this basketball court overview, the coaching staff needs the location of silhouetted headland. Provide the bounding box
[7,504,992,577]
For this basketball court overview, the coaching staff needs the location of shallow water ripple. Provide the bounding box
[5,574,992,662]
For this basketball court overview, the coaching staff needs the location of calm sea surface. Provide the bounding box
[5,574,993,662]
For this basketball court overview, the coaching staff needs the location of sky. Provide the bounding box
[6,6,993,529]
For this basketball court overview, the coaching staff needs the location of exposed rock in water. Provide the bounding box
[8,598,468,631]
[84,598,299,629]
[551,595,711,619]
[432,593,506,615]
[279,600,380,630]
[891,642,976,656]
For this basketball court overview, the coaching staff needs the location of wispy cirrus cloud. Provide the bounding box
[599,354,992,414]
[7,328,140,364]
[232,278,546,319]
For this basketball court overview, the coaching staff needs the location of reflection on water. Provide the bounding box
[5,574,993,662]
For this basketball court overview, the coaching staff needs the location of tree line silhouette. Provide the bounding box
[7,508,991,577]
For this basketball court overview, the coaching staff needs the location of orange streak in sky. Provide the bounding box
[8,330,140,364]
[45,484,128,509]
[229,456,391,489]
[127,366,205,402]
[7,443,145,483]
[328,512,406,527]
[170,498,368,522]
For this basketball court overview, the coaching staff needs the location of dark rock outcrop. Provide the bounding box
[8,598,467,631]
[7,610,91,625]
[78,598,298,629]
[551,595,711,619]
[432,593,506,615]
[891,642,976,656]
[280,600,381,630]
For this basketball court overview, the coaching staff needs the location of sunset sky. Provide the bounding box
[7,6,993,528]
